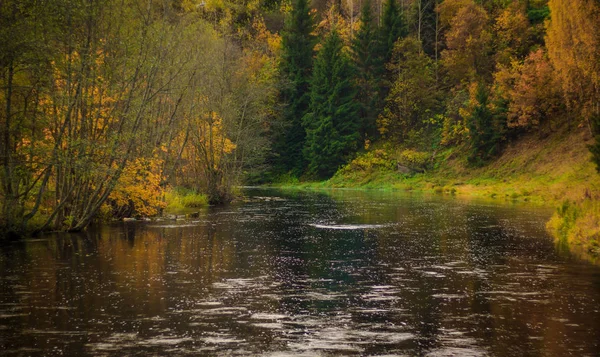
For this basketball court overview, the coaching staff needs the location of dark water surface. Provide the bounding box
[2,189,600,356]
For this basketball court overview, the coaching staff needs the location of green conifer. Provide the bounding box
[379,0,407,64]
[351,0,383,140]
[468,83,500,166]
[274,0,316,177]
[303,29,361,179]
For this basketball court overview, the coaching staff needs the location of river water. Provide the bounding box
[1,188,600,356]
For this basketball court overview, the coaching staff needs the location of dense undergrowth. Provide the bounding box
[272,127,600,263]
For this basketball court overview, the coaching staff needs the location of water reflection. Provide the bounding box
[1,189,600,356]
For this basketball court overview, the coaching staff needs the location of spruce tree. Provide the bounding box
[351,0,383,140]
[468,83,500,166]
[379,0,406,64]
[303,29,361,179]
[275,0,315,177]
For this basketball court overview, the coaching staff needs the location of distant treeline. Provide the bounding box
[272,0,600,180]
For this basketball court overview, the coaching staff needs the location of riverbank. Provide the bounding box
[271,127,600,263]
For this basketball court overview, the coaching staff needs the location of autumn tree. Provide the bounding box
[303,29,360,178]
[502,49,562,132]
[0,0,59,233]
[439,0,491,85]
[494,1,531,66]
[546,0,600,130]
[0,0,277,233]
[377,37,440,146]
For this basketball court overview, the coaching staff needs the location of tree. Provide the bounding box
[351,0,382,140]
[379,0,406,64]
[303,29,360,179]
[410,0,438,58]
[466,82,501,165]
[0,0,277,234]
[546,0,600,130]
[377,37,440,146]
[494,1,531,66]
[439,0,491,85]
[0,0,58,234]
[505,49,562,132]
[274,0,316,177]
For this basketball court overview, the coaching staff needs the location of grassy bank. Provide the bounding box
[163,187,209,215]
[272,127,600,262]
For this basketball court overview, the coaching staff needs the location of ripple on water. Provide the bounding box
[309,224,390,230]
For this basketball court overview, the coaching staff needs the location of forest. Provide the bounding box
[1,0,600,239]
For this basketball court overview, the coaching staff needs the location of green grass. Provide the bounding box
[164,187,208,214]
[547,200,600,264]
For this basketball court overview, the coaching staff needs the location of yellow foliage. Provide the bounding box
[546,0,600,121]
[439,0,491,84]
[398,149,431,170]
[547,199,600,262]
[252,17,281,54]
[109,157,166,217]
[316,4,353,45]
[188,111,237,171]
[340,149,395,173]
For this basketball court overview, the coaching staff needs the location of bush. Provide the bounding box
[338,149,396,174]
[397,149,431,171]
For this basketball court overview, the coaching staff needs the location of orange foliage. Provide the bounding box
[506,49,562,129]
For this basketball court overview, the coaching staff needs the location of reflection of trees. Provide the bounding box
[1,223,238,337]
[94,223,237,315]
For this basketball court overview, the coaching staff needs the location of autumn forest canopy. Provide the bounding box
[1,0,600,235]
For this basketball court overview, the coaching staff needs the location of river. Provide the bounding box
[1,188,600,356]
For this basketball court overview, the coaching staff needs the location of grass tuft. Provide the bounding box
[164,187,208,213]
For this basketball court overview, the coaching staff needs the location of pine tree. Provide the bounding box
[351,0,382,140]
[379,0,406,64]
[274,0,316,177]
[303,29,361,179]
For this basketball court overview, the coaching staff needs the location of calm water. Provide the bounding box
[1,189,600,356]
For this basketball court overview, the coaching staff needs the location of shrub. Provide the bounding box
[338,149,396,174]
[397,149,431,171]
